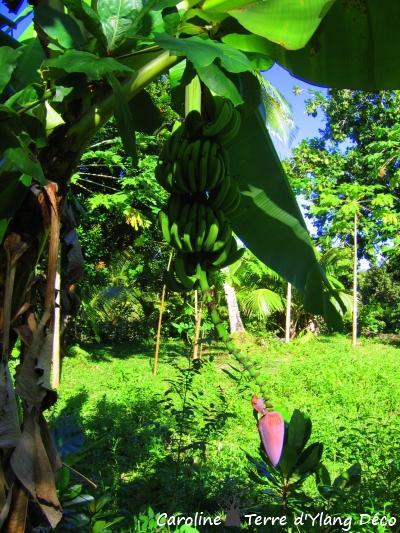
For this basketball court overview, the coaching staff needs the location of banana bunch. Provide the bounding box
[156,96,244,292]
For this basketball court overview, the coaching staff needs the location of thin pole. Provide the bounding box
[285,283,292,343]
[192,290,202,360]
[352,212,358,348]
[153,252,173,375]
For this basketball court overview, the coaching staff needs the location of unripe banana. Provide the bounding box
[203,98,233,137]
[174,255,197,289]
[217,108,242,145]
[158,210,171,244]
[203,207,219,251]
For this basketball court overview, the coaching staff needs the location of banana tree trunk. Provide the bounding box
[223,282,245,334]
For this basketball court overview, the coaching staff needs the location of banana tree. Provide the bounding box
[1,0,400,528]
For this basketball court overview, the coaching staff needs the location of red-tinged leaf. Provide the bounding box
[251,395,267,415]
[258,411,284,467]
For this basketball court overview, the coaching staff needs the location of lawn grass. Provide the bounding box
[50,334,400,530]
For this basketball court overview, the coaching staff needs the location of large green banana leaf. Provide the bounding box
[245,0,400,89]
[229,109,338,317]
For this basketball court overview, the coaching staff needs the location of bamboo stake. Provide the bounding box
[352,212,358,348]
[285,283,292,343]
[153,253,173,375]
[192,290,203,360]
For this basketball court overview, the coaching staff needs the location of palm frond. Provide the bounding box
[239,288,284,320]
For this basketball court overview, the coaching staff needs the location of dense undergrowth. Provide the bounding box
[49,335,400,531]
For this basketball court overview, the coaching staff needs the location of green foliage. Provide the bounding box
[52,335,400,529]
[359,260,400,334]
[286,90,400,262]
[247,408,360,517]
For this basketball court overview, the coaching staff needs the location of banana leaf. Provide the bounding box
[253,0,400,89]
[229,109,338,319]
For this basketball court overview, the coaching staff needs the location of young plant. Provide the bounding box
[248,401,361,517]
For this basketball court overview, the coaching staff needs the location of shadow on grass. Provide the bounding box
[69,341,191,363]
[53,388,248,530]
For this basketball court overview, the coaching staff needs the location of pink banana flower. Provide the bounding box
[258,411,285,467]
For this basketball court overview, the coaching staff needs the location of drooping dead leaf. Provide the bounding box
[43,183,60,315]
[0,362,21,448]
[10,409,62,529]
[15,312,55,408]
[39,414,62,473]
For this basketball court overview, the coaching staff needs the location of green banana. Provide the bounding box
[222,243,245,268]
[178,202,191,233]
[190,139,202,167]
[167,195,182,222]
[206,144,221,191]
[187,159,198,193]
[211,222,231,252]
[203,207,219,251]
[174,255,197,289]
[221,178,239,213]
[224,184,242,216]
[203,99,233,137]
[164,126,184,161]
[218,108,242,145]
[220,146,230,173]
[211,175,231,209]
[198,140,211,191]
[170,221,183,250]
[173,160,191,194]
[176,138,189,163]
[155,162,172,191]
[182,221,194,252]
[158,210,171,244]
[165,268,188,293]
[212,235,233,269]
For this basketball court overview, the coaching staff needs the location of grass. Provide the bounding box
[50,334,400,530]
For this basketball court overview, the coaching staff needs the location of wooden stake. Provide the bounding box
[285,283,292,343]
[192,290,203,360]
[153,253,172,375]
[352,212,358,348]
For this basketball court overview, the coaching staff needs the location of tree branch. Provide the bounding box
[67,51,180,152]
